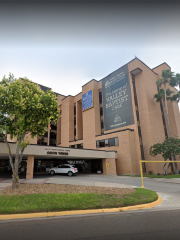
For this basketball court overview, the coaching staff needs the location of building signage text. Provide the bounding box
[82,90,94,111]
[47,151,68,155]
[45,148,70,156]
[102,64,134,131]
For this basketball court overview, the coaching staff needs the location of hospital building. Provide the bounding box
[0,57,180,178]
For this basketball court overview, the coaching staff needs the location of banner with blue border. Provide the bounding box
[82,90,94,111]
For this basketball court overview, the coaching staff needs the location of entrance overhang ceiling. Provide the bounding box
[0,143,117,160]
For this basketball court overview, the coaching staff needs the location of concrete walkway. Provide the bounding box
[1,175,180,191]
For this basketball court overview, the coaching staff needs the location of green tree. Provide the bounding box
[149,137,180,175]
[154,69,179,174]
[170,73,180,102]
[0,74,60,189]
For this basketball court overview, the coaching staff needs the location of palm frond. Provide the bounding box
[156,78,163,87]
[169,76,177,87]
[166,88,174,96]
[171,91,180,102]
[162,69,174,79]
[154,89,165,102]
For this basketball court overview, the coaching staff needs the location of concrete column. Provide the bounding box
[102,158,117,175]
[26,155,34,179]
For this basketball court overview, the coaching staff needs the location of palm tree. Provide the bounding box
[155,69,174,137]
[154,69,179,174]
[175,73,180,89]
[170,73,180,103]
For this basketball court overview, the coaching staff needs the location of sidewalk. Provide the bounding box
[146,177,180,184]
[1,175,180,191]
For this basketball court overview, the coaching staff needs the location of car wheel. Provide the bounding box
[50,170,55,175]
[68,171,73,177]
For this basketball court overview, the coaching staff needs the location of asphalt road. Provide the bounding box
[1,210,180,240]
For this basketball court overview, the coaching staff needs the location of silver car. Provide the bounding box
[49,164,78,176]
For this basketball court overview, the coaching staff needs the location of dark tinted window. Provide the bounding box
[74,103,76,115]
[51,125,57,130]
[50,132,56,138]
[99,91,102,104]
[70,145,75,148]
[108,138,115,146]
[99,140,105,147]
[62,165,70,168]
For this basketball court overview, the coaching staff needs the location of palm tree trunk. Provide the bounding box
[164,83,172,136]
[164,83,179,174]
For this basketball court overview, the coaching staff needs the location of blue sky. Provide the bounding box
[1,2,180,99]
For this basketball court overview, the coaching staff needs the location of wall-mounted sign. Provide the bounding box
[106,163,109,167]
[102,64,134,131]
[82,89,94,111]
[47,151,68,156]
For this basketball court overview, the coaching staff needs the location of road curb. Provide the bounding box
[0,195,162,220]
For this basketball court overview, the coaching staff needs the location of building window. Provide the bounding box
[49,120,57,146]
[77,143,83,149]
[74,103,76,115]
[96,137,118,148]
[69,143,83,149]
[74,103,76,140]
[108,138,115,146]
[99,140,105,147]
[99,89,104,134]
[69,145,75,148]
[51,125,57,130]
[99,91,102,104]
[101,121,104,129]
[100,107,103,116]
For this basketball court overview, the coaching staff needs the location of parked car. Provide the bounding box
[49,164,78,176]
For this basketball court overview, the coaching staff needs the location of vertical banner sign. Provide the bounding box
[82,90,94,111]
[102,64,134,131]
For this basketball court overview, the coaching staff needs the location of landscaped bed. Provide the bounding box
[0,184,158,214]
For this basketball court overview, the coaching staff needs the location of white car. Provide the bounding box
[49,164,78,176]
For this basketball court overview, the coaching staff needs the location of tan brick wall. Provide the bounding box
[76,101,83,140]
[96,130,140,175]
[102,158,117,175]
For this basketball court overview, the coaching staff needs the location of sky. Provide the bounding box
[1,0,180,101]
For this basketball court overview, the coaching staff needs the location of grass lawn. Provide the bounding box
[124,174,180,178]
[0,188,158,215]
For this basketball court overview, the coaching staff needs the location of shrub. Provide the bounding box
[148,170,153,175]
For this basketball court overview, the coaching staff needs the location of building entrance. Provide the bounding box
[67,159,103,174]
[33,159,103,174]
